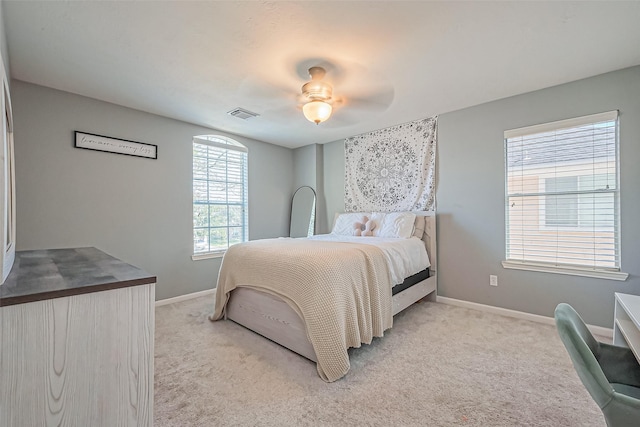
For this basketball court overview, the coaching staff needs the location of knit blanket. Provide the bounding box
[211,238,393,382]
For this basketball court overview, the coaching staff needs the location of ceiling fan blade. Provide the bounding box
[338,84,395,114]
[261,104,306,125]
[320,109,367,129]
[236,76,297,107]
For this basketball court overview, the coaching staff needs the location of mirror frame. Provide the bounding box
[290,186,316,238]
[0,59,15,284]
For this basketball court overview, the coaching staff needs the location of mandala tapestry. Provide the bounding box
[344,116,437,212]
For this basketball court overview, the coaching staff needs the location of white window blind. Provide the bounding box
[192,136,248,255]
[504,111,620,272]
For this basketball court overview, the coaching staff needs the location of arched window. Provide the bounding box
[192,135,248,257]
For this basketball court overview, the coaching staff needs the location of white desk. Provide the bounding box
[614,293,640,363]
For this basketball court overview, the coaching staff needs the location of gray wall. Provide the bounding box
[11,80,293,300]
[293,144,317,190]
[292,143,327,234]
[319,66,640,327]
[0,0,10,78]
[437,66,640,328]
[321,140,345,234]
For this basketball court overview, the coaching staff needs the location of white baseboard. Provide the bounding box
[436,296,613,339]
[155,288,215,307]
[155,290,614,339]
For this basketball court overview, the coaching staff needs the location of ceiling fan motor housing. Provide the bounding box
[302,81,332,101]
[302,67,333,102]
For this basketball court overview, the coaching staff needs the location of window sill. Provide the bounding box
[501,260,629,281]
[191,251,225,261]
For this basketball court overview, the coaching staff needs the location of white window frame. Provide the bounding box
[502,111,628,281]
[191,135,248,260]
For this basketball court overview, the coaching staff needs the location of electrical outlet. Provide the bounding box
[490,275,498,286]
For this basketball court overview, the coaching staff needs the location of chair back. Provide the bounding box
[554,303,614,408]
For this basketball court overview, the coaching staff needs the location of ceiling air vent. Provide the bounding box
[227,108,260,120]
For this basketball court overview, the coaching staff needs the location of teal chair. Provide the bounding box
[555,303,640,426]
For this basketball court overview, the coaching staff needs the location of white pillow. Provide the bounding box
[332,212,371,236]
[372,212,417,239]
[368,212,387,236]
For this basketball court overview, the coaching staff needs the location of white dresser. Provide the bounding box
[0,248,155,427]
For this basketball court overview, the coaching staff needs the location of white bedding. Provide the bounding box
[307,234,430,285]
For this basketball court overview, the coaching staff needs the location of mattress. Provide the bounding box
[392,268,430,296]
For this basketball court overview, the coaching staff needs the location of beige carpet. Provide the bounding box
[154,296,604,426]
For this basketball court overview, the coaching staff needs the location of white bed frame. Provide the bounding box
[225,212,437,363]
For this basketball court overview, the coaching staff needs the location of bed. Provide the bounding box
[211,211,436,382]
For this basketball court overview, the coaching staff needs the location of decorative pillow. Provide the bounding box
[372,212,417,239]
[354,216,376,236]
[412,216,426,239]
[332,212,371,235]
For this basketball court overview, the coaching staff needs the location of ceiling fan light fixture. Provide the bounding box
[300,66,334,125]
[303,100,332,125]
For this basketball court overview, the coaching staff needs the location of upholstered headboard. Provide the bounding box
[415,211,436,274]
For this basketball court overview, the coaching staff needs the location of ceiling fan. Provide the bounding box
[238,59,395,128]
[297,64,396,126]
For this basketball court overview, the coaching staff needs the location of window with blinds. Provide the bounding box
[192,135,248,256]
[504,111,620,274]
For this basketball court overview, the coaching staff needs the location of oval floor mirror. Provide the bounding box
[290,186,316,238]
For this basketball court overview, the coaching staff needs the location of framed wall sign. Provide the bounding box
[74,131,158,159]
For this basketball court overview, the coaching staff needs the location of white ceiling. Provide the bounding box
[4,1,640,149]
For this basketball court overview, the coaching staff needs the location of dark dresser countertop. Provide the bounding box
[0,247,156,307]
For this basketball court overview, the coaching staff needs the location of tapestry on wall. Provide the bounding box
[344,116,437,212]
